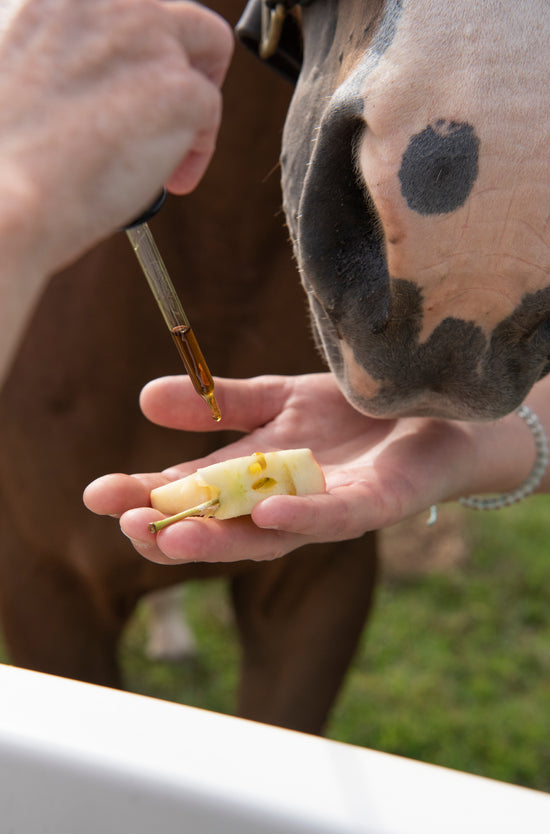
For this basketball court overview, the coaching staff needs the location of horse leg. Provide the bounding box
[0,536,128,687]
[230,534,378,735]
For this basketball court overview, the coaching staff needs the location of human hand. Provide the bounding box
[84,373,481,565]
[0,0,233,273]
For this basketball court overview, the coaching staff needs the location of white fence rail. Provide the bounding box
[0,663,549,833]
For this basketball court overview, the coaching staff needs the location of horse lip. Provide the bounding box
[341,382,515,421]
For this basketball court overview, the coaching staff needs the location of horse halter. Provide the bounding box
[235,0,312,82]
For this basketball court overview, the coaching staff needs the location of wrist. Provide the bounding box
[458,406,548,510]
[451,400,548,502]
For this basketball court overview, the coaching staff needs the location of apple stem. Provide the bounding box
[148,498,220,533]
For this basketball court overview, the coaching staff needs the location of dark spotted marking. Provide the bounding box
[321,281,550,420]
[398,120,480,215]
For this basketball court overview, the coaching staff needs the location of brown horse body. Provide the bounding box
[0,1,377,735]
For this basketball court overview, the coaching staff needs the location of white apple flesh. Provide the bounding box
[149,449,325,529]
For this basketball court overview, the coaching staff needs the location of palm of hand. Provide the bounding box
[84,373,471,564]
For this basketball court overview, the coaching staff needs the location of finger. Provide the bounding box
[139,374,292,433]
[83,472,168,517]
[169,1,234,86]
[119,507,309,564]
[251,481,398,540]
[169,64,223,161]
[166,146,216,194]
[119,508,173,565]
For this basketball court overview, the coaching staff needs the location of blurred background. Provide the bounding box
[3,502,544,792]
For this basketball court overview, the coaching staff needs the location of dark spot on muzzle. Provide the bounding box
[398,120,480,215]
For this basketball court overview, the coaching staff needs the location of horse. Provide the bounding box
[239,0,550,422]
[0,0,378,736]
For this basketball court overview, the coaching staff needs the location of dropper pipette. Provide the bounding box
[124,193,221,421]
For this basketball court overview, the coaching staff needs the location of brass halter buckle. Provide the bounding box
[260,2,287,59]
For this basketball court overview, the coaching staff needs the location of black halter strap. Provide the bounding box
[264,0,306,8]
[235,0,313,83]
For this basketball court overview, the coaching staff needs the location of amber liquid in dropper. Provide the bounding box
[170,325,221,421]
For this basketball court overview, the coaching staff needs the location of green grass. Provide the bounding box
[1,498,549,792]
[327,498,550,791]
[121,581,239,717]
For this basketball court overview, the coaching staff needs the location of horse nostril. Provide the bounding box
[296,100,391,339]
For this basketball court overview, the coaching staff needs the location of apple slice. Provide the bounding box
[149,448,325,532]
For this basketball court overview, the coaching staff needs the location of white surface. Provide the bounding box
[0,663,549,833]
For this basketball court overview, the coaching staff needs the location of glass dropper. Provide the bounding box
[124,193,221,421]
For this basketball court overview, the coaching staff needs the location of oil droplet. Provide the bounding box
[205,391,222,422]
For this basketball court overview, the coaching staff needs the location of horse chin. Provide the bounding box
[337,370,517,421]
[318,329,527,422]
[338,381,493,422]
